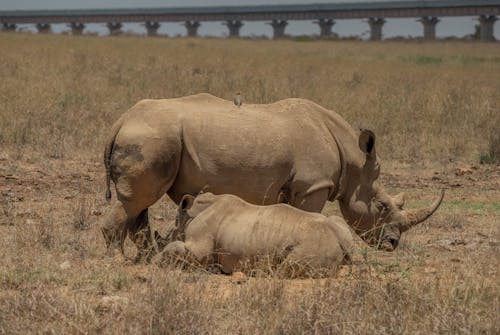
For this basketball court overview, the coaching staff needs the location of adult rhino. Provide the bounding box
[156,192,353,277]
[100,93,443,260]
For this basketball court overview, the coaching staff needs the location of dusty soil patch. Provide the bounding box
[1,151,498,334]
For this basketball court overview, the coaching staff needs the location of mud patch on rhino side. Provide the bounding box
[112,144,145,163]
[110,144,145,178]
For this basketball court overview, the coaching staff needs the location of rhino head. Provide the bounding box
[338,129,444,251]
[173,192,219,241]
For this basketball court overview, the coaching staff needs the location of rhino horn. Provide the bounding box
[399,189,445,232]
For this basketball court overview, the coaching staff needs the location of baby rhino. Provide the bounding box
[158,192,353,278]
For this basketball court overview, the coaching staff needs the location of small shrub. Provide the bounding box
[480,153,498,164]
[480,127,500,164]
[292,35,316,42]
[38,220,55,250]
[0,199,15,225]
[73,198,92,231]
[399,55,442,65]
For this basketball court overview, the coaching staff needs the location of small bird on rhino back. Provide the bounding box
[233,92,243,108]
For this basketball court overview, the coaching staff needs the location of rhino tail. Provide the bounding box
[104,119,123,203]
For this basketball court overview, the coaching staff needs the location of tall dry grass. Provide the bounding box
[0,33,499,334]
[0,33,499,163]
[0,204,498,334]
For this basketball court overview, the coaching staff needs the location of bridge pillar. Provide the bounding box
[107,22,122,36]
[224,20,243,37]
[184,21,201,37]
[145,21,160,36]
[269,19,288,39]
[478,15,497,41]
[69,22,85,35]
[36,23,51,34]
[2,23,17,32]
[418,16,439,40]
[367,17,385,41]
[315,18,335,37]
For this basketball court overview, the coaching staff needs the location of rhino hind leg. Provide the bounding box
[100,173,174,261]
[101,202,130,257]
[280,241,344,278]
[128,208,156,263]
[101,134,181,260]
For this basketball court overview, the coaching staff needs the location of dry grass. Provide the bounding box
[0,33,499,334]
[1,33,499,163]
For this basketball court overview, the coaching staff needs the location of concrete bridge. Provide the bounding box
[1,0,499,41]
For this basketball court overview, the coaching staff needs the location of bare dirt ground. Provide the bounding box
[1,149,498,334]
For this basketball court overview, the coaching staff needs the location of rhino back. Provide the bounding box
[201,198,337,255]
[165,98,339,204]
[119,94,357,205]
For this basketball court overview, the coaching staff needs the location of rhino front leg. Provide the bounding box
[156,238,215,270]
[293,188,330,213]
[163,240,188,255]
[155,241,190,267]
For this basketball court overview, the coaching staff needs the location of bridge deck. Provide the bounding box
[1,0,499,23]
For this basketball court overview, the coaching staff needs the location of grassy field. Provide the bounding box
[0,33,499,334]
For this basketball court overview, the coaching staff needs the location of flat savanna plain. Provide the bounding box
[0,33,499,334]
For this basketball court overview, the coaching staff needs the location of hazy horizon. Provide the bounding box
[1,1,498,39]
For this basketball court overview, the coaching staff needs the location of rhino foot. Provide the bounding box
[134,246,157,264]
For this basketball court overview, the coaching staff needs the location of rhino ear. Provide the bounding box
[180,194,195,211]
[198,184,210,195]
[359,129,376,157]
